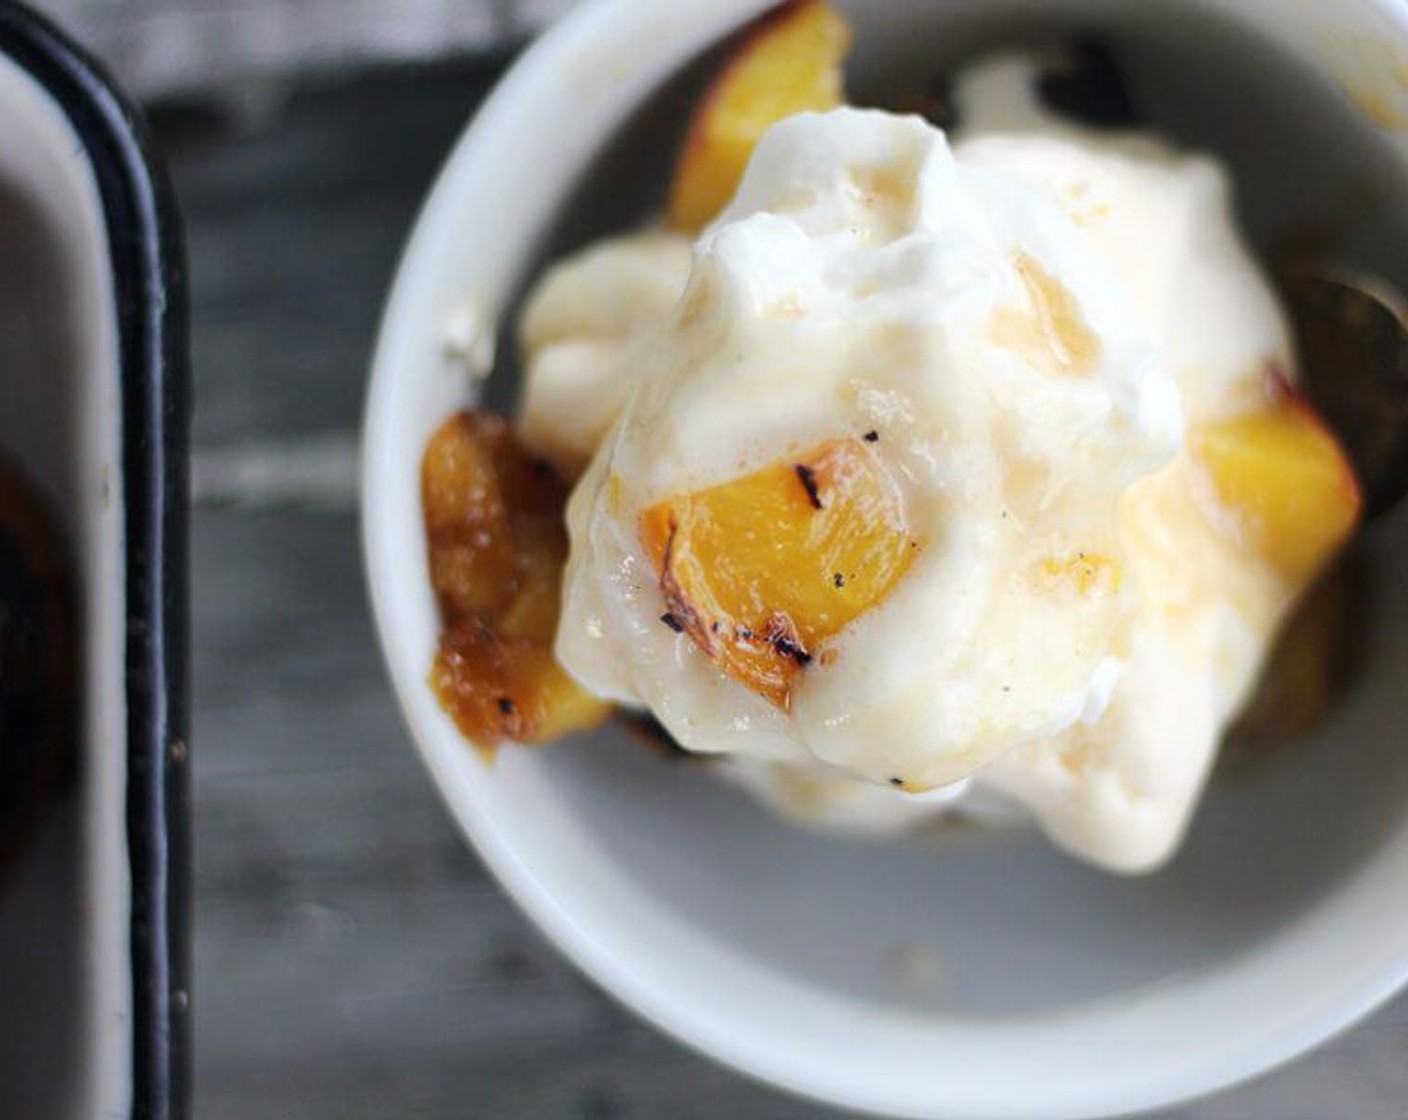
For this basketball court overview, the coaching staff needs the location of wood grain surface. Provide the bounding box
[167,58,1408,1120]
[34,0,575,97]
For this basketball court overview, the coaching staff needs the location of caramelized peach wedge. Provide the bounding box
[1190,380,1362,586]
[639,437,917,709]
[667,0,851,232]
[422,411,609,748]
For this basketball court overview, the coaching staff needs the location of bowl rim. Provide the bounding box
[362,2,1408,1117]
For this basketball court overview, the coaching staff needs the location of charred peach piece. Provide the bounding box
[1189,387,1362,585]
[639,438,916,708]
[667,0,851,232]
[423,411,609,746]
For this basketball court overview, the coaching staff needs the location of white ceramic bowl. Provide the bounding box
[364,2,1408,1116]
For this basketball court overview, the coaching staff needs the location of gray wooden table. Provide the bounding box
[171,57,1408,1120]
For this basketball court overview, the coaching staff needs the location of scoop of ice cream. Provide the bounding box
[559,104,1183,785]
[524,56,1302,872]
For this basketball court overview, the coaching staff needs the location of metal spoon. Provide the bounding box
[1279,269,1408,523]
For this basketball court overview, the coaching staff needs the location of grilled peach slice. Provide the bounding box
[423,410,609,746]
[639,437,917,708]
[1190,386,1361,585]
[667,0,851,232]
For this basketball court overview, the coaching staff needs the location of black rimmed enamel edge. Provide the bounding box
[0,7,190,1120]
